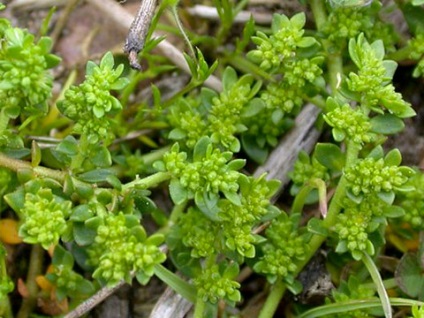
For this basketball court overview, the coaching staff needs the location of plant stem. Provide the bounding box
[121,171,171,191]
[258,280,285,318]
[0,244,12,318]
[0,152,66,182]
[193,296,207,318]
[16,244,44,318]
[310,0,343,93]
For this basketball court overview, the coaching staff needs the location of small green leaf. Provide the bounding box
[297,36,317,48]
[222,67,238,91]
[52,245,74,268]
[384,148,402,166]
[227,159,245,171]
[195,191,220,221]
[133,195,157,214]
[76,279,95,295]
[307,218,328,236]
[223,190,241,206]
[91,146,112,168]
[110,77,129,90]
[70,205,94,221]
[56,136,78,156]
[146,233,165,246]
[314,143,345,172]
[377,191,395,205]
[395,253,424,300]
[77,169,114,183]
[242,98,265,117]
[85,60,97,76]
[193,136,211,162]
[4,188,26,215]
[105,175,122,190]
[370,40,385,61]
[370,114,404,135]
[241,134,268,164]
[73,222,96,246]
[290,12,306,29]
[100,51,114,69]
[383,205,405,218]
[169,178,188,205]
[168,128,187,140]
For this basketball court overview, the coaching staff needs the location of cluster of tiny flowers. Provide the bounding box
[178,208,219,258]
[344,158,409,196]
[260,81,303,114]
[335,208,372,255]
[347,37,411,116]
[254,213,306,280]
[283,57,324,88]
[58,52,127,144]
[52,265,83,294]
[92,212,165,286]
[0,26,59,116]
[324,104,375,144]
[323,7,370,44]
[409,32,424,77]
[167,97,208,149]
[194,264,241,304]
[19,189,72,249]
[398,173,424,229]
[219,201,257,257]
[345,195,388,218]
[290,154,328,186]
[347,48,386,107]
[248,13,307,71]
[208,81,251,149]
[163,143,240,196]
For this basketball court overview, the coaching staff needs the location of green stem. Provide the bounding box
[386,45,414,62]
[291,185,314,214]
[310,0,343,93]
[309,0,328,31]
[226,55,274,81]
[0,244,12,318]
[362,252,392,318]
[258,280,286,318]
[16,244,44,318]
[193,296,207,318]
[0,152,66,182]
[141,145,171,165]
[121,171,171,192]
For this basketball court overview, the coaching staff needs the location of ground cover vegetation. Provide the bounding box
[1,0,424,317]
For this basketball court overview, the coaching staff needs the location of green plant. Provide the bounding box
[2,0,424,317]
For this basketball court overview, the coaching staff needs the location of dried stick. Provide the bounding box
[254,103,321,192]
[123,0,157,70]
[63,281,127,318]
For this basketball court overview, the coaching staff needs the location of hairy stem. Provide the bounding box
[121,171,171,192]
